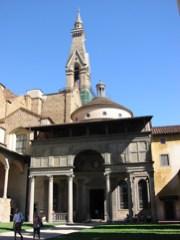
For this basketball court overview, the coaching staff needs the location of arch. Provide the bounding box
[0,155,9,168]
[0,153,24,173]
[138,179,148,209]
[74,149,104,173]
[10,127,29,135]
[71,144,105,158]
[74,64,80,87]
[74,66,80,81]
[12,160,24,173]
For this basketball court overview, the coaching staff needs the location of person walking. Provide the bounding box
[13,208,24,240]
[33,215,42,240]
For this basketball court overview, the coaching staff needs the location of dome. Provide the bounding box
[71,96,133,122]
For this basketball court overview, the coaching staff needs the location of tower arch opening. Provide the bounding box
[74,65,80,88]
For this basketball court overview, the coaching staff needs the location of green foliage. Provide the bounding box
[0,222,33,233]
[45,224,180,240]
[0,223,180,240]
[0,222,58,233]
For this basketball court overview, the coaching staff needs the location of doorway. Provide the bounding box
[90,189,104,219]
[164,200,175,220]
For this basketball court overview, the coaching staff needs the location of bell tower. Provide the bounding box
[66,10,91,92]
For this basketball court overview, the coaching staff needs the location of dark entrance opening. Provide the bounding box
[90,189,104,219]
[164,200,175,220]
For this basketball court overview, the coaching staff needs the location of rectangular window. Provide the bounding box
[160,138,166,144]
[16,134,27,154]
[160,154,169,166]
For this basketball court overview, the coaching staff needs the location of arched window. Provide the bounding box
[119,181,128,209]
[74,66,80,87]
[138,180,148,209]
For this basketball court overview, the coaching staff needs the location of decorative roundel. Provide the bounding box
[92,160,100,168]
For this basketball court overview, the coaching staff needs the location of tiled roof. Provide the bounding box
[4,88,16,100]
[152,125,180,135]
[75,97,133,116]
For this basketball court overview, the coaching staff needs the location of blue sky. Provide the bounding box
[0,0,180,127]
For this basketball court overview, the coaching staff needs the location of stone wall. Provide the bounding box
[0,198,11,222]
[5,109,40,135]
[41,93,66,123]
[0,87,6,119]
[6,95,32,116]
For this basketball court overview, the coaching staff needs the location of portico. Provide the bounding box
[28,148,112,223]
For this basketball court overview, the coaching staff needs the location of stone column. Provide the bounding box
[67,174,73,224]
[149,171,157,222]
[105,172,111,222]
[127,173,133,221]
[29,176,35,222]
[48,175,53,223]
[3,165,9,198]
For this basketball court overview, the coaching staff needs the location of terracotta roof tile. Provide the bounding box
[4,88,16,100]
[152,125,180,135]
[72,97,133,117]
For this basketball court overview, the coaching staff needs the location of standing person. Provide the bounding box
[13,208,24,240]
[33,215,42,240]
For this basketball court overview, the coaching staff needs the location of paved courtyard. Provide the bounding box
[0,223,95,240]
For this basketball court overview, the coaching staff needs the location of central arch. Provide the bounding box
[74,149,104,173]
[73,149,105,222]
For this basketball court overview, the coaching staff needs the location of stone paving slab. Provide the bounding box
[0,224,95,240]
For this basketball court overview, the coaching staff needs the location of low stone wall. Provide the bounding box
[0,198,11,222]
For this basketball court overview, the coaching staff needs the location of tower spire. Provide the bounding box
[72,9,84,37]
[66,10,90,91]
[75,9,83,29]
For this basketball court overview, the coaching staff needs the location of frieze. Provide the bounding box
[29,167,73,177]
